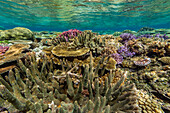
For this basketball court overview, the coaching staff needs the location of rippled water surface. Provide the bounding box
[0,0,170,31]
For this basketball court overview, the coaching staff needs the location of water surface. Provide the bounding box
[0,0,170,31]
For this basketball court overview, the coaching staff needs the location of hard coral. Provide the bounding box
[117,43,135,58]
[111,53,123,64]
[0,52,141,113]
[57,29,82,42]
[51,43,90,58]
[0,44,30,74]
[0,45,9,55]
[120,33,136,43]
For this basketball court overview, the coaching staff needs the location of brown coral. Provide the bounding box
[137,90,163,113]
[0,52,141,113]
[158,57,170,65]
[52,44,90,58]
[0,44,30,74]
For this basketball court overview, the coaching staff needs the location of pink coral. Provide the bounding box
[57,29,82,42]
[0,45,9,55]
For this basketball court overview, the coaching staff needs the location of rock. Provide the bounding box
[0,27,34,41]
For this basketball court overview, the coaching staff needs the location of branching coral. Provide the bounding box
[0,45,9,55]
[111,53,123,64]
[0,44,31,74]
[0,52,141,113]
[53,30,105,56]
[117,43,135,58]
[119,33,136,43]
[56,29,82,42]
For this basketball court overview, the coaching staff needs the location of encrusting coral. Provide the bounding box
[0,52,141,113]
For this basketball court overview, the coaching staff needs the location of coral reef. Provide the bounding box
[0,52,141,112]
[137,27,155,32]
[147,41,166,57]
[53,30,105,56]
[0,28,169,113]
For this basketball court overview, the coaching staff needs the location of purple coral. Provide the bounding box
[117,43,135,58]
[138,34,153,38]
[57,29,82,42]
[138,33,168,39]
[120,33,136,43]
[0,45,9,55]
[111,53,123,64]
[155,33,168,39]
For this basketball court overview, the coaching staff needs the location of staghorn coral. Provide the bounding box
[0,52,141,113]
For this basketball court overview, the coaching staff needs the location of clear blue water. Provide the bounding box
[0,0,170,32]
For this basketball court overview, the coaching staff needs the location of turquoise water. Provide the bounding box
[0,0,170,32]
